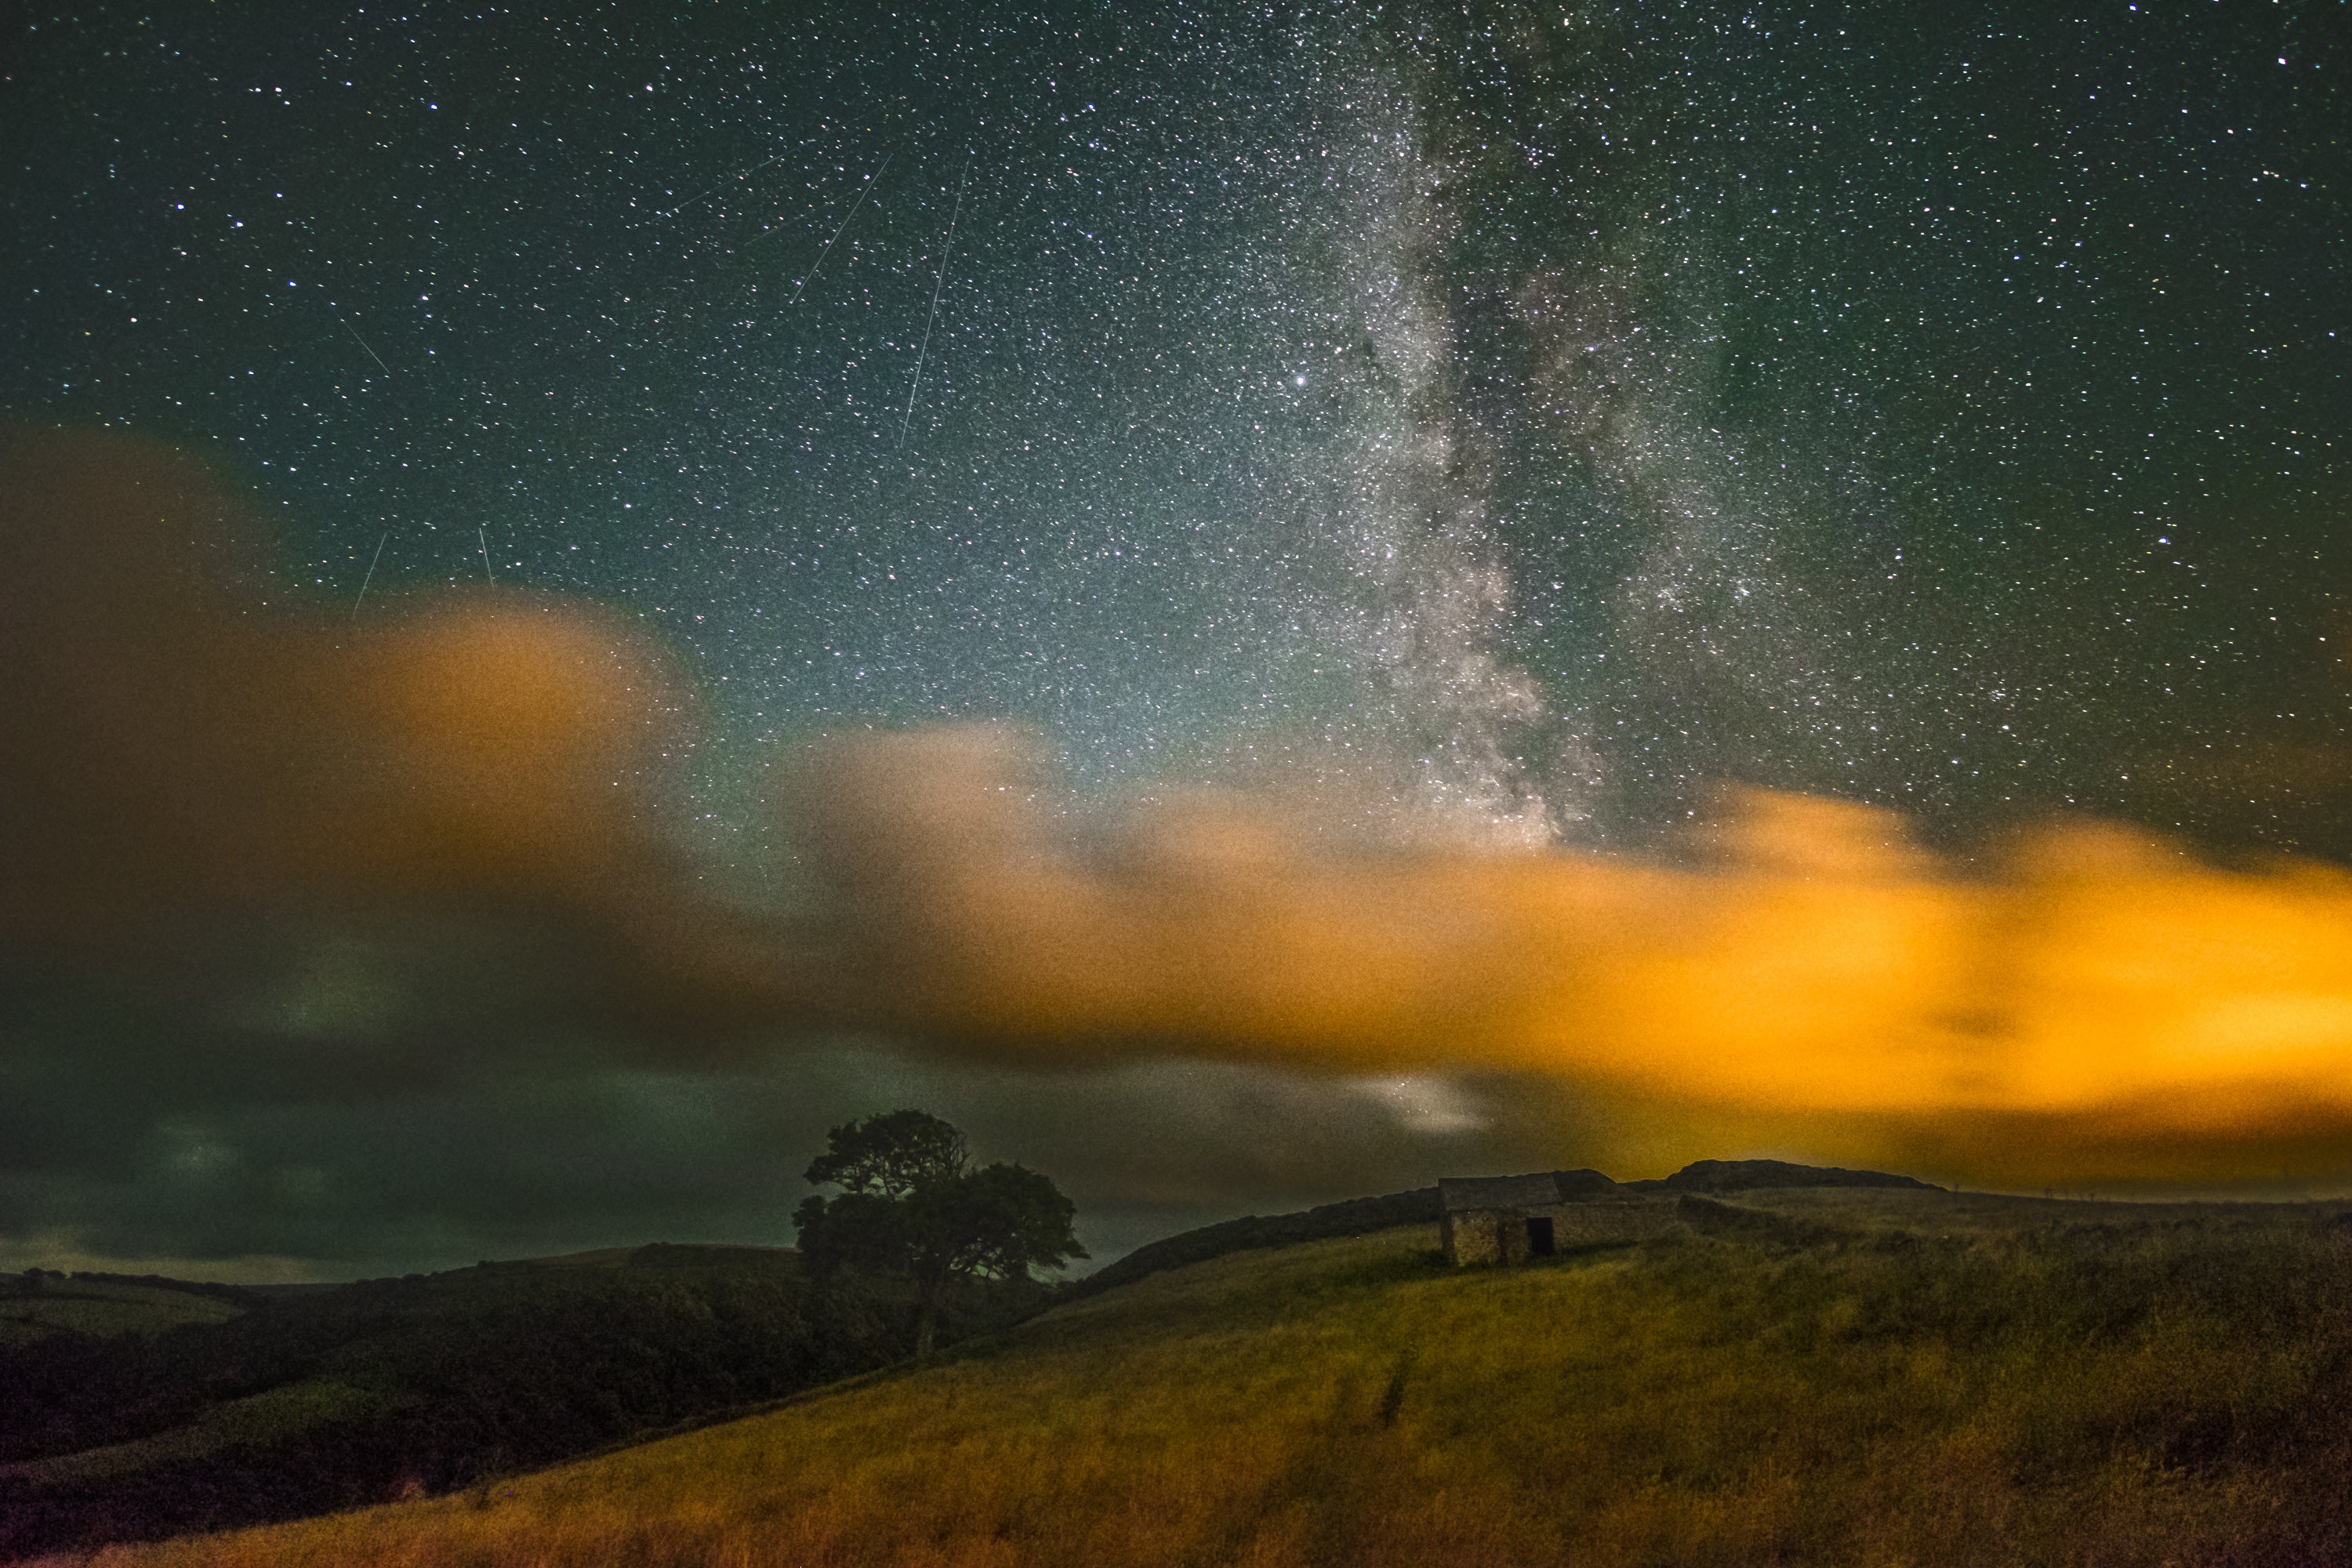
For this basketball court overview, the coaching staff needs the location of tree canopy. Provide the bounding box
[793,1110,1085,1356]
[802,1109,969,1201]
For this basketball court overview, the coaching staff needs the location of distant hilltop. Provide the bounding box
[1622,1159,1944,1196]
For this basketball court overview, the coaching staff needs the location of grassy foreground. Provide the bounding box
[97,1192,2352,1568]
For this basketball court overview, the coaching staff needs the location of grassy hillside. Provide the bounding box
[1,1244,1043,1559]
[0,1274,249,1349]
[98,1189,2352,1568]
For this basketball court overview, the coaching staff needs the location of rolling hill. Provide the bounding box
[85,1185,2352,1568]
[0,1274,250,1351]
[0,1243,1042,1559]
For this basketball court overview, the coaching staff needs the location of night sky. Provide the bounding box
[3,2,2347,1280]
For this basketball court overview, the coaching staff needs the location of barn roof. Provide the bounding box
[1438,1169,1621,1212]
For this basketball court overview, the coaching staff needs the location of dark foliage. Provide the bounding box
[802,1109,970,1201]
[796,1112,1084,1358]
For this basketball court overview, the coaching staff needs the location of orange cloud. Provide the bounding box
[797,729,2352,1174]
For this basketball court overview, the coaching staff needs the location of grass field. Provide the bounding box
[94,1191,2352,1568]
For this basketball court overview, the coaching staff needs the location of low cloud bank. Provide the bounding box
[797,727,2352,1181]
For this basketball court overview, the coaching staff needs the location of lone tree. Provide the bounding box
[793,1109,1085,1357]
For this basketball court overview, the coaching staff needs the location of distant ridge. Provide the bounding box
[1066,1189,1442,1299]
[1624,1160,1944,1195]
[1071,1160,1936,1297]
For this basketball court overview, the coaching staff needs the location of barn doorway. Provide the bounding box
[1525,1216,1555,1257]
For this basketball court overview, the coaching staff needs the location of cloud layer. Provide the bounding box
[794,725,2352,1182]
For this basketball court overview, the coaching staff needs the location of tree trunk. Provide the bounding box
[913,1301,939,1359]
[912,1268,953,1359]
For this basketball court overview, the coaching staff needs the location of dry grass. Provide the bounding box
[93,1196,2352,1568]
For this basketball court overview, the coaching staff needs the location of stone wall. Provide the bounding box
[1443,1198,1675,1266]
[1440,1208,1508,1266]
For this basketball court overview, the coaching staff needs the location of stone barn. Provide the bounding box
[1439,1170,1672,1265]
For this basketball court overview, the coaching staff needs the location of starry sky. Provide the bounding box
[2,2,2347,1279]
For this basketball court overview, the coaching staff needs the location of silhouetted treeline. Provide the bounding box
[0,1247,1046,1558]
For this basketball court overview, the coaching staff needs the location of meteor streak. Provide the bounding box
[787,150,894,309]
[351,530,388,621]
[330,305,391,376]
[654,151,788,222]
[900,157,970,450]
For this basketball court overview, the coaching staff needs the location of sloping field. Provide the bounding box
[97,1192,2352,1568]
[0,1279,245,1350]
[0,1240,1049,1559]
